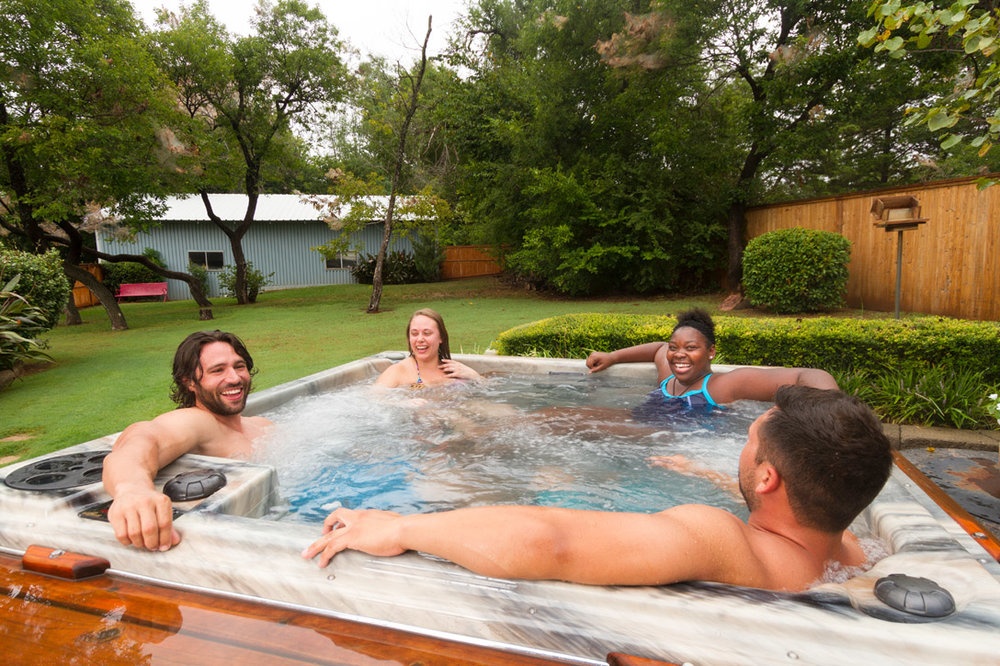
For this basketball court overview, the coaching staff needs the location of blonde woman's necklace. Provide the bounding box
[411,356,425,389]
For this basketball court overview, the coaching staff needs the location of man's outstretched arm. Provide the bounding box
[302,504,743,587]
[102,412,209,551]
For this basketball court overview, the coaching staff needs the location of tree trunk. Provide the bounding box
[230,234,250,305]
[63,262,128,331]
[203,190,254,305]
[367,211,393,313]
[64,289,82,326]
[367,17,433,314]
[725,200,747,291]
[74,249,215,320]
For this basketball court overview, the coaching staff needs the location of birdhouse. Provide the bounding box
[870,195,928,232]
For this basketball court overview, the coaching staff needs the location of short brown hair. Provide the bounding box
[758,386,892,532]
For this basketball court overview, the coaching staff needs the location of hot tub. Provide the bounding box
[1,353,999,665]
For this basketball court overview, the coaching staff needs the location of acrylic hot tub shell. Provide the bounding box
[1,353,999,666]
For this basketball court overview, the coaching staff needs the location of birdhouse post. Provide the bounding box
[870,196,928,319]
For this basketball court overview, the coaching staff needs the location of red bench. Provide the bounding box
[116,282,168,302]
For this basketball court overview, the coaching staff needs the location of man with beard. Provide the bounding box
[103,330,271,551]
[303,386,893,592]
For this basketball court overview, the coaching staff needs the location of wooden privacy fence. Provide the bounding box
[745,175,1000,321]
[441,245,504,280]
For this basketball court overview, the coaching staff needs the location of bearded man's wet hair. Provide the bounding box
[170,330,256,408]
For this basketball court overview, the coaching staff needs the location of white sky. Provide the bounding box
[129,0,468,64]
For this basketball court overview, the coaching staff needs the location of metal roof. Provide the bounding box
[158,194,336,222]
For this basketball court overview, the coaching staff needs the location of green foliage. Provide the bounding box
[0,275,53,377]
[0,0,178,241]
[443,1,731,296]
[504,167,680,296]
[0,249,70,331]
[495,312,678,359]
[862,0,1000,178]
[350,251,419,285]
[742,228,851,313]
[835,362,995,429]
[985,391,1000,425]
[101,262,163,298]
[187,262,210,298]
[149,0,349,303]
[218,263,274,304]
[307,182,455,263]
[412,234,445,283]
[493,312,1000,428]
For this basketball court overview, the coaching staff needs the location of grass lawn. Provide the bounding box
[1,277,724,462]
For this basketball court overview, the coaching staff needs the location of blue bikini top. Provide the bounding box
[658,373,722,410]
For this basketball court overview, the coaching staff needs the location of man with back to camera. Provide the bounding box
[102,330,271,551]
[303,386,893,592]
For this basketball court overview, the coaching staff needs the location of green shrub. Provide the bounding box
[188,262,209,297]
[492,312,1000,428]
[0,249,70,331]
[833,362,994,429]
[218,263,274,303]
[742,227,851,313]
[0,274,53,378]
[351,251,419,285]
[412,234,445,283]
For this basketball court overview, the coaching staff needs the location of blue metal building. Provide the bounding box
[95,194,414,300]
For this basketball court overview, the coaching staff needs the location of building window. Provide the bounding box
[325,251,358,270]
[188,251,224,271]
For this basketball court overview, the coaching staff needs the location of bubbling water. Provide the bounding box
[257,372,767,524]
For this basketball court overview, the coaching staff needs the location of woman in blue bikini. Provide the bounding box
[585,308,837,411]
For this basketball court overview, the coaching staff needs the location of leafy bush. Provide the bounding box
[500,165,716,296]
[833,362,994,429]
[412,234,445,283]
[0,274,53,379]
[188,262,209,297]
[492,312,1000,428]
[218,263,274,303]
[742,227,851,313]
[0,249,70,331]
[351,251,419,285]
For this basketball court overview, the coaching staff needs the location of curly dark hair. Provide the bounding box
[673,308,715,346]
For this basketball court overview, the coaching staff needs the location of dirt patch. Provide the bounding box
[0,434,33,443]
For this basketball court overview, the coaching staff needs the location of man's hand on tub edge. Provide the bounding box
[302,507,407,567]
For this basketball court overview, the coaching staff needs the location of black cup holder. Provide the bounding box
[4,451,110,491]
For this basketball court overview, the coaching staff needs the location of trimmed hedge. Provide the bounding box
[742,227,851,313]
[493,313,1000,386]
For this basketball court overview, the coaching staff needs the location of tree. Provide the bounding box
[596,0,964,289]
[689,0,889,289]
[861,0,1000,181]
[440,0,736,295]
[0,0,211,329]
[150,0,349,304]
[363,18,436,313]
